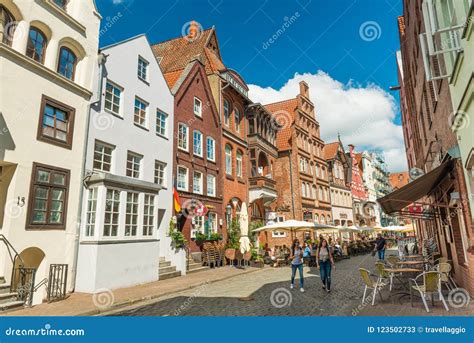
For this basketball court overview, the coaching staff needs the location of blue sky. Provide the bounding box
[96,0,407,171]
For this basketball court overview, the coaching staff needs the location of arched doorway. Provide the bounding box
[257,152,269,176]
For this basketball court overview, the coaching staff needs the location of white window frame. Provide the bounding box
[103,188,120,237]
[177,165,188,191]
[206,137,215,162]
[156,109,168,137]
[193,170,203,194]
[104,80,122,115]
[178,123,189,151]
[236,150,243,178]
[85,187,97,237]
[207,174,216,197]
[93,140,114,172]
[154,160,166,186]
[193,130,203,157]
[225,145,232,175]
[194,97,202,117]
[137,56,149,81]
[126,151,142,179]
[143,194,155,236]
[134,97,148,128]
[125,192,139,237]
[272,216,286,237]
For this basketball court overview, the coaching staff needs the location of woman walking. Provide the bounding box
[289,240,304,292]
[316,238,335,293]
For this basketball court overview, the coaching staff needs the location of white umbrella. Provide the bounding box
[239,202,251,254]
[253,219,315,233]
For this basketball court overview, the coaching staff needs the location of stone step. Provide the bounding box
[0,300,24,312]
[158,270,181,281]
[159,266,177,274]
[159,256,166,262]
[188,262,205,270]
[187,266,209,274]
[159,261,171,268]
[0,276,5,284]
[0,283,11,294]
[0,292,18,305]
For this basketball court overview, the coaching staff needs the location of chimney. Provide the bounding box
[299,81,309,98]
[188,21,200,41]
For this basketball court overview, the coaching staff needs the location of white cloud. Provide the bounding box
[248,71,407,172]
[112,0,125,4]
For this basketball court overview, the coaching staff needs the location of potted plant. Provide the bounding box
[168,219,187,249]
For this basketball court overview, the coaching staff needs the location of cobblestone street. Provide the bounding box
[113,251,473,316]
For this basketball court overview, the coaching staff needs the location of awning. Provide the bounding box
[378,159,454,214]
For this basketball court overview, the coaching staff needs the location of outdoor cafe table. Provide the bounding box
[384,268,423,304]
[395,260,425,267]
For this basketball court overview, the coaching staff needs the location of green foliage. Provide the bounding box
[209,232,222,241]
[225,218,241,249]
[195,232,207,246]
[168,219,187,249]
[249,220,264,242]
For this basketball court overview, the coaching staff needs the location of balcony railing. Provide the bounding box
[249,176,276,191]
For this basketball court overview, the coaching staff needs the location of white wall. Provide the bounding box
[76,35,178,291]
[75,241,159,292]
[0,0,100,294]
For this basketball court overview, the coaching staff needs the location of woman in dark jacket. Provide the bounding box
[316,238,335,293]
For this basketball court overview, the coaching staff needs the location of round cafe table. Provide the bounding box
[396,260,425,267]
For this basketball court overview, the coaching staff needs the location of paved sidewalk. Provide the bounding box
[2,266,261,316]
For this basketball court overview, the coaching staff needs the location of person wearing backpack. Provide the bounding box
[316,238,335,293]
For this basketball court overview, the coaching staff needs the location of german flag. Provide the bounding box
[173,187,181,213]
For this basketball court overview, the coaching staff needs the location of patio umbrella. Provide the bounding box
[238,202,251,254]
[253,219,315,240]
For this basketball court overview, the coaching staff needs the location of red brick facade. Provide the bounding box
[398,1,474,295]
[170,61,223,252]
[260,82,332,247]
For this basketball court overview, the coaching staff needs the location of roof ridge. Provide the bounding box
[150,27,214,47]
[263,97,298,107]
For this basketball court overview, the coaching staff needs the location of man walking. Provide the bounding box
[374,233,386,260]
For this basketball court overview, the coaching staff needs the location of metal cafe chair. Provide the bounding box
[410,271,449,313]
[433,262,458,291]
[359,268,387,306]
[375,261,394,291]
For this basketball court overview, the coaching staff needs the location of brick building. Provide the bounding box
[164,58,223,252]
[379,1,474,295]
[152,23,249,241]
[260,82,331,247]
[348,145,370,226]
[323,140,354,227]
[247,103,278,223]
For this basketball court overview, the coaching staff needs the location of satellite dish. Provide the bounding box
[409,167,424,181]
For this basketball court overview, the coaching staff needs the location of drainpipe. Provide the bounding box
[70,52,107,292]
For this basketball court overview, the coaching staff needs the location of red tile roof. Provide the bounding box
[264,98,298,151]
[163,70,184,89]
[151,28,225,76]
[323,142,339,160]
[389,171,409,190]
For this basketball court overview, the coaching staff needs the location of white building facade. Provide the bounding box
[0,0,100,305]
[359,152,381,226]
[75,35,177,292]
